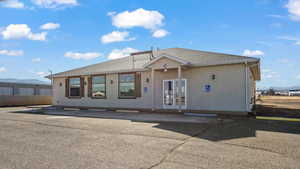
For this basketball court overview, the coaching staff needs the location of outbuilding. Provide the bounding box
[48,48,260,115]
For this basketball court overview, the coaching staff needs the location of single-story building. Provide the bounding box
[289,89,300,96]
[48,48,260,115]
[0,81,52,106]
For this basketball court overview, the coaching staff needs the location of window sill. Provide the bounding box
[91,96,106,99]
[67,96,82,99]
[118,96,136,99]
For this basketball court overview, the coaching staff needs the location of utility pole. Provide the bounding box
[48,69,53,96]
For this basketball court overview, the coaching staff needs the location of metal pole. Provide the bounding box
[151,68,155,111]
[49,70,53,96]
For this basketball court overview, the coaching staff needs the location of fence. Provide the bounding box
[0,82,52,106]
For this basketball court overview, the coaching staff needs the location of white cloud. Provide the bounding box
[256,41,273,47]
[1,24,47,41]
[262,70,279,79]
[262,69,271,73]
[2,24,31,39]
[111,8,165,30]
[0,49,24,56]
[28,32,47,41]
[107,11,116,16]
[31,0,78,8]
[1,0,25,8]
[278,36,300,45]
[277,58,289,63]
[267,14,285,19]
[108,47,138,60]
[32,57,41,62]
[270,23,282,28]
[64,52,101,60]
[40,22,60,30]
[36,71,46,76]
[101,31,135,44]
[297,75,300,79]
[242,49,264,57]
[152,29,169,38]
[0,67,6,73]
[286,0,300,21]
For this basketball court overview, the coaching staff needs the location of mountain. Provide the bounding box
[0,78,50,85]
[258,86,300,91]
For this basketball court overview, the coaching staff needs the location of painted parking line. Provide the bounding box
[256,116,300,122]
[47,116,73,119]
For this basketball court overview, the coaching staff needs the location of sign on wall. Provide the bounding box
[144,87,148,93]
[204,84,212,93]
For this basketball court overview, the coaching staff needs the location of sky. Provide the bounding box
[0,0,299,88]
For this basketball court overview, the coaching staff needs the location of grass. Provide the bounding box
[256,116,300,122]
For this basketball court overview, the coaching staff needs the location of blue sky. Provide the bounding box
[0,0,299,88]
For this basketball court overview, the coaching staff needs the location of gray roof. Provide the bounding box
[50,48,260,78]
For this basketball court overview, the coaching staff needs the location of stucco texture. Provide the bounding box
[53,63,249,114]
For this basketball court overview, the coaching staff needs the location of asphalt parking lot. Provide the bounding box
[0,107,300,169]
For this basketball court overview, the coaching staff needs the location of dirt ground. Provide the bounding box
[256,96,300,117]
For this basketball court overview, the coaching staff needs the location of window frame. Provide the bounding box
[118,72,136,99]
[91,74,106,99]
[68,76,81,98]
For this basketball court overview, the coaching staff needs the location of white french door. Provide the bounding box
[163,79,187,109]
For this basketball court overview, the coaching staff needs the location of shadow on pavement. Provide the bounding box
[196,118,300,141]
[7,106,300,142]
[256,104,300,118]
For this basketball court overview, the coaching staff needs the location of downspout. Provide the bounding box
[244,61,249,112]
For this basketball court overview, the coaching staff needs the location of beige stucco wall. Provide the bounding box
[53,63,250,113]
[53,72,153,109]
[152,64,247,111]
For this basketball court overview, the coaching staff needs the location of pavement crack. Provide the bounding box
[147,125,212,169]
[221,142,284,155]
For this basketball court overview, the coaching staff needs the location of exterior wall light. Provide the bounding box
[146,78,150,83]
[211,74,216,80]
[110,80,113,84]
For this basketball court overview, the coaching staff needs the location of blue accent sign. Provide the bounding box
[204,85,211,92]
[144,87,148,93]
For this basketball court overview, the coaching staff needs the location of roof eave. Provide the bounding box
[50,68,148,78]
[143,54,190,68]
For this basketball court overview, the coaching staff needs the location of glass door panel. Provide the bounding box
[163,79,186,109]
[175,80,186,106]
[163,80,174,106]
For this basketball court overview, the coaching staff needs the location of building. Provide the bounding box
[48,48,261,115]
[0,82,52,106]
[289,90,300,96]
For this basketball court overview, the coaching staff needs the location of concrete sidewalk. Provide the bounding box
[23,108,222,124]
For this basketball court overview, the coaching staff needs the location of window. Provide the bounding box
[18,88,34,96]
[69,77,81,97]
[0,87,13,96]
[92,75,106,98]
[39,88,52,96]
[119,73,135,98]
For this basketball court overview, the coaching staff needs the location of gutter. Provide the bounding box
[245,61,249,112]
[47,68,148,79]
